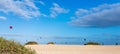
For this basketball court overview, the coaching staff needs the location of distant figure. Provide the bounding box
[102,43,104,45]
[26,40,28,42]
[84,38,86,41]
[9,26,13,29]
[116,43,118,45]
[65,42,67,44]
[40,37,42,39]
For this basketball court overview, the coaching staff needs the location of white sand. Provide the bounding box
[25,45,120,54]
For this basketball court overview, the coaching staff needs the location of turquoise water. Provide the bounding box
[0,35,120,45]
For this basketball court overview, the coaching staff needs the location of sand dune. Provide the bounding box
[25,45,120,54]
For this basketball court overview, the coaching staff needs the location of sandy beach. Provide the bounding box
[25,45,120,54]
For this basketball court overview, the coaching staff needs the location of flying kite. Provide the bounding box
[9,26,13,29]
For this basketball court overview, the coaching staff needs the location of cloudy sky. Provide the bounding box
[0,0,120,44]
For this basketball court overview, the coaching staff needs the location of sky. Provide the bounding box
[0,0,120,44]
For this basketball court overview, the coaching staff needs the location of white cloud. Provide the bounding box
[70,3,120,27]
[0,16,7,20]
[75,9,89,17]
[0,0,43,19]
[50,3,69,18]
[39,1,45,5]
[0,1,69,19]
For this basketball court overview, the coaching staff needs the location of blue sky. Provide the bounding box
[0,0,120,44]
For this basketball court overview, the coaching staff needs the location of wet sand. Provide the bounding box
[25,45,120,54]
